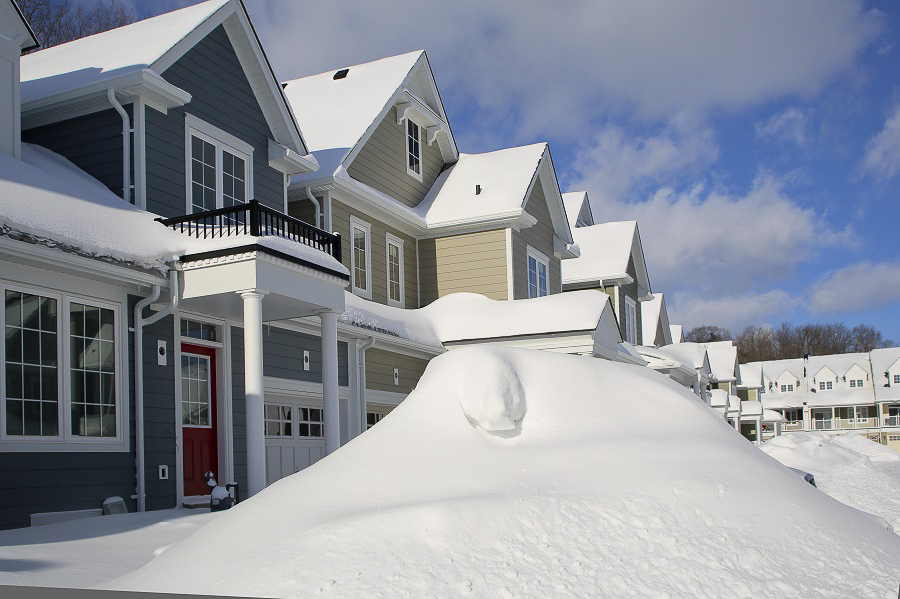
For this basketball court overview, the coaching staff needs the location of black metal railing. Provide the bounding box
[157,200,342,263]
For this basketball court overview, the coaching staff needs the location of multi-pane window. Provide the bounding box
[350,217,371,298]
[180,354,210,427]
[297,407,324,438]
[526,248,549,299]
[894,374,900,384]
[366,411,385,430]
[264,403,292,437]
[2,285,121,446]
[406,119,421,178]
[783,409,801,424]
[780,384,794,392]
[849,379,864,388]
[190,136,217,213]
[623,297,637,345]
[222,151,246,209]
[186,116,252,216]
[5,291,57,436]
[180,319,219,343]
[70,303,116,437]
[819,381,833,391]
[387,235,404,306]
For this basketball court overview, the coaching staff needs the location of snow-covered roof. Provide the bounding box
[562,220,651,295]
[709,388,728,408]
[706,341,739,382]
[340,290,615,348]
[738,363,764,390]
[670,324,684,343]
[656,342,710,373]
[20,0,309,157]
[561,191,594,228]
[762,395,804,410]
[805,387,876,408]
[741,401,762,416]
[0,144,346,276]
[2,0,39,52]
[762,408,785,423]
[640,293,672,347]
[759,358,805,384]
[871,347,900,402]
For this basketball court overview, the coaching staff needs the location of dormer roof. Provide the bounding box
[640,293,672,347]
[2,0,39,52]
[20,0,312,163]
[284,50,457,185]
[562,220,652,297]
[562,191,594,228]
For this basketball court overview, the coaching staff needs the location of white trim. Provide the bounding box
[185,114,254,215]
[364,388,408,408]
[404,117,424,182]
[0,282,128,452]
[349,216,372,299]
[623,296,637,345]
[505,228,515,301]
[385,233,405,308]
[526,245,550,298]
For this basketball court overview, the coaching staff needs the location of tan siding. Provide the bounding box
[419,230,508,304]
[287,196,317,225]
[512,182,561,299]
[331,198,419,307]
[346,106,445,208]
[365,348,429,394]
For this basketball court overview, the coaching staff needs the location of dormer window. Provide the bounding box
[185,115,252,215]
[893,374,899,384]
[406,119,422,180]
[849,379,864,388]
[526,246,549,299]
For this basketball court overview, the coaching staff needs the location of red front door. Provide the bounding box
[181,343,218,496]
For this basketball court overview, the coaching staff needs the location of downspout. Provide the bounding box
[357,337,375,434]
[304,187,321,229]
[108,89,131,204]
[134,267,180,512]
[323,190,333,232]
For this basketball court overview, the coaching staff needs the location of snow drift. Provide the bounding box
[110,347,900,598]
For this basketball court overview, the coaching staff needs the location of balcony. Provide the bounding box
[157,200,342,263]
[884,415,900,427]
[834,417,878,430]
[812,420,833,431]
[782,421,803,431]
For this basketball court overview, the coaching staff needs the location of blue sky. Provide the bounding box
[130,0,900,341]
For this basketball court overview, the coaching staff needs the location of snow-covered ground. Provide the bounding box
[761,431,900,531]
[2,348,899,597]
[101,347,898,598]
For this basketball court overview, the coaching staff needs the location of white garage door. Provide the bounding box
[264,396,325,485]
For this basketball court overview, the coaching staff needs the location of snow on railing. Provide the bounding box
[157,200,342,262]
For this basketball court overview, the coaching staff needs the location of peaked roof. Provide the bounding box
[670,324,684,343]
[657,342,711,373]
[640,293,672,347]
[2,0,39,52]
[562,220,651,295]
[871,347,900,402]
[284,49,457,184]
[20,0,309,157]
[705,341,739,382]
[562,191,594,228]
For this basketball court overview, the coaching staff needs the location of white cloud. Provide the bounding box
[245,0,880,141]
[861,106,900,179]
[755,108,812,147]
[667,290,798,333]
[810,261,900,314]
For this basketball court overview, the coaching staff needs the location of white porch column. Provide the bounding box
[802,404,811,431]
[241,290,268,497]
[320,311,340,455]
[755,418,761,445]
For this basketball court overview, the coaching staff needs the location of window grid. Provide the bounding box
[406,120,421,176]
[4,291,58,436]
[366,411,385,430]
[298,407,324,438]
[222,151,246,209]
[190,135,217,213]
[180,319,220,343]
[527,250,549,299]
[894,374,900,384]
[624,298,637,345]
[180,354,210,427]
[849,379,864,388]
[70,303,116,437]
[387,236,403,306]
[353,227,367,291]
[264,403,292,437]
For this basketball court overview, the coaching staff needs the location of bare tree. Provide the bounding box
[685,325,732,344]
[18,0,134,50]
[735,325,776,363]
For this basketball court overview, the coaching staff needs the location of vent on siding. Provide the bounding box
[333,69,349,80]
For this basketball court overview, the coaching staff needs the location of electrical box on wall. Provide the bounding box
[393,368,399,386]
[158,465,169,480]
[157,340,167,366]
[303,350,310,371]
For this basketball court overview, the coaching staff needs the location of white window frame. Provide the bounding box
[526,245,550,299]
[184,113,253,215]
[623,296,637,345]
[894,374,900,385]
[349,216,372,299]
[1,281,126,451]
[385,233,405,308]
[405,117,423,181]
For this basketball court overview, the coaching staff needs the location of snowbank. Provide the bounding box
[761,432,900,529]
[111,348,900,598]
[0,144,347,276]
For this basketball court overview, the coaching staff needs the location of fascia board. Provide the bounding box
[331,171,427,236]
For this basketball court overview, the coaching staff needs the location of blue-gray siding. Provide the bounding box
[263,326,349,386]
[22,106,132,201]
[146,24,284,218]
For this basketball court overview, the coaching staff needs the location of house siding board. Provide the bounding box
[147,25,283,218]
[365,348,428,394]
[140,309,177,510]
[23,106,131,200]
[346,106,444,208]
[419,230,508,305]
[331,198,419,308]
[512,183,560,299]
[263,325,349,386]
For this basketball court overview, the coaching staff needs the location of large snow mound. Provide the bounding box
[110,348,900,598]
[761,432,900,530]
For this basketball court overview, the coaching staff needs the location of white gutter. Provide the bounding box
[304,187,321,229]
[133,267,180,512]
[107,89,131,204]
[357,337,375,434]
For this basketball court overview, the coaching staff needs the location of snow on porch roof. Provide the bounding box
[282,50,422,156]
[20,0,229,104]
[414,143,547,227]
[562,220,650,292]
